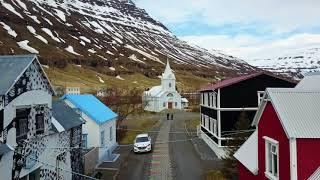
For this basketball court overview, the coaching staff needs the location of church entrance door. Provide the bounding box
[168,102,173,109]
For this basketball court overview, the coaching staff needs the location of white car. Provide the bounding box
[133,134,152,153]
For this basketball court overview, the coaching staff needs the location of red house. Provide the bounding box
[234,74,320,180]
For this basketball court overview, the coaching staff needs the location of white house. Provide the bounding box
[143,60,187,112]
[61,94,119,163]
[65,87,80,95]
[0,55,83,179]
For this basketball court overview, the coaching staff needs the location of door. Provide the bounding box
[168,102,173,109]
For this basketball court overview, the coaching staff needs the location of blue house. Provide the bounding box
[61,94,119,163]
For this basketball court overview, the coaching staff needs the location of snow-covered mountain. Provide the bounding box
[0,0,255,79]
[246,48,320,79]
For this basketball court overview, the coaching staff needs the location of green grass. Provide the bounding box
[119,119,158,144]
[44,64,213,92]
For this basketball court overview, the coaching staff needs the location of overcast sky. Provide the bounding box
[134,0,320,60]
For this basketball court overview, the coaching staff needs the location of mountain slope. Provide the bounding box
[246,48,320,79]
[0,0,255,88]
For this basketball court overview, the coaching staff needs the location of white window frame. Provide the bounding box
[264,136,279,180]
[213,119,217,135]
[258,91,265,105]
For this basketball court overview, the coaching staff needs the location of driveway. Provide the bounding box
[116,110,221,180]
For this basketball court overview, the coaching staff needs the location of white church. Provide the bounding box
[143,61,188,112]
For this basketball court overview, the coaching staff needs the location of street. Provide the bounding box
[116,111,221,180]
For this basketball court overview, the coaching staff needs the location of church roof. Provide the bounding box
[146,86,162,97]
[162,60,175,79]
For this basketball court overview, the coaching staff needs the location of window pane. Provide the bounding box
[268,143,272,173]
[273,154,278,176]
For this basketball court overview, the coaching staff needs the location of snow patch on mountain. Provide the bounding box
[17,40,39,54]
[0,22,17,37]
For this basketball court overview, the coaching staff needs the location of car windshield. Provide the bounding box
[136,137,149,143]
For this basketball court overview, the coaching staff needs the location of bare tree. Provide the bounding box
[101,88,150,128]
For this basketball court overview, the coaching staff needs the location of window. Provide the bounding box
[35,114,44,134]
[175,102,177,107]
[213,119,217,135]
[163,102,166,107]
[264,137,279,180]
[101,131,105,147]
[211,92,217,107]
[208,118,211,131]
[16,108,30,141]
[169,83,172,88]
[208,93,211,107]
[167,93,174,97]
[202,93,205,105]
[109,126,113,141]
[82,134,88,149]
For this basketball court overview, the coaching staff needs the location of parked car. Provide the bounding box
[133,134,152,153]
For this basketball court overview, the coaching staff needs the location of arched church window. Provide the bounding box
[167,93,174,97]
[169,83,172,88]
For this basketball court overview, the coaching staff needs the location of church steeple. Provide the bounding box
[162,59,175,80]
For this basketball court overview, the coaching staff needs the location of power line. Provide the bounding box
[15,152,98,180]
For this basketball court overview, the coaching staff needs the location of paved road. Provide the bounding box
[117,111,220,180]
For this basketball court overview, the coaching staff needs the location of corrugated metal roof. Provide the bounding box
[234,131,258,175]
[268,89,320,138]
[253,87,320,138]
[0,54,36,95]
[61,94,118,125]
[52,100,84,131]
[308,167,320,180]
[295,74,320,90]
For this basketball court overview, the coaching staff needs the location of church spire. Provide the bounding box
[162,58,175,79]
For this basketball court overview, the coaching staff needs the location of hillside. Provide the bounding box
[0,0,256,90]
[246,48,320,79]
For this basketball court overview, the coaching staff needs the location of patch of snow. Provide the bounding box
[0,0,23,18]
[35,35,48,44]
[119,53,124,56]
[27,26,48,44]
[17,40,39,54]
[65,45,81,56]
[27,15,41,24]
[109,67,115,71]
[65,23,73,26]
[76,64,81,67]
[107,50,114,55]
[0,22,17,37]
[129,54,145,64]
[55,9,66,21]
[16,0,27,11]
[43,18,53,25]
[80,41,85,46]
[42,28,61,42]
[42,65,49,69]
[157,75,162,79]
[88,49,96,53]
[97,75,105,83]
[125,45,164,64]
[27,26,36,35]
[133,81,138,84]
[69,35,79,40]
[97,55,108,61]
[116,75,124,80]
[79,36,91,43]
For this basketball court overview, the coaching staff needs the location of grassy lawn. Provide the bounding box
[203,170,225,180]
[44,64,213,92]
[119,118,159,144]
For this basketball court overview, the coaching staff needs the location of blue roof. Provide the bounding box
[0,54,36,95]
[61,94,118,124]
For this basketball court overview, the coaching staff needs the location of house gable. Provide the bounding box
[257,102,290,179]
[3,56,55,106]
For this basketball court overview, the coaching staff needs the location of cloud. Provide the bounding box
[180,33,320,60]
[135,0,320,33]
